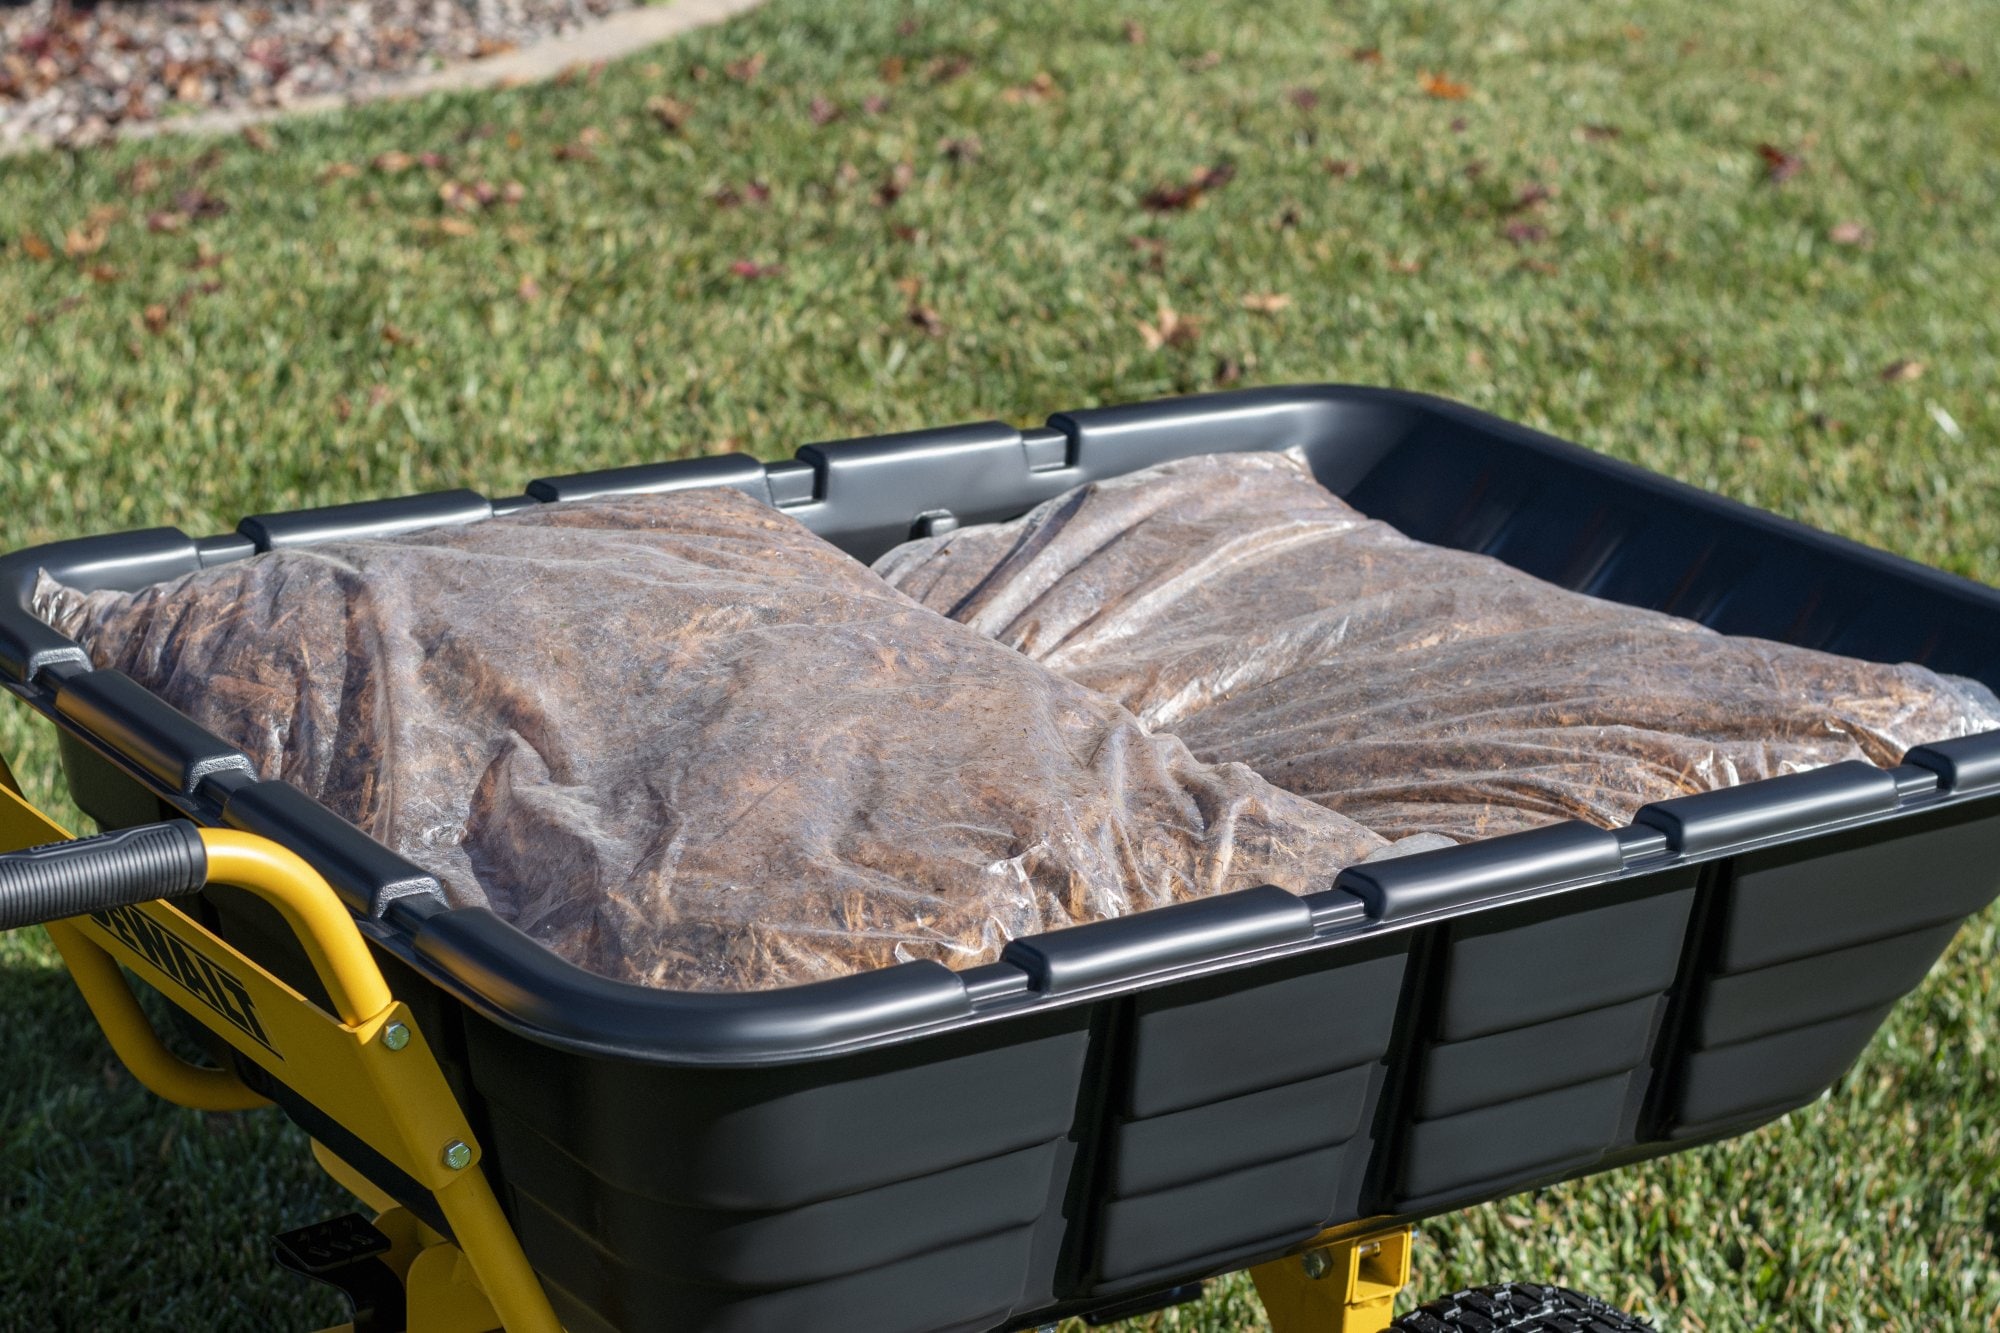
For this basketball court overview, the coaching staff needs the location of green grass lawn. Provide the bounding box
[3,0,1998,1327]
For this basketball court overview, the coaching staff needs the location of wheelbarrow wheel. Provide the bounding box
[1391,1281,1654,1331]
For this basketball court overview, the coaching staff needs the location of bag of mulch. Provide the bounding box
[874,449,2000,843]
[36,486,1392,992]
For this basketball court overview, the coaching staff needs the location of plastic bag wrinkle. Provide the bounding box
[37,486,1386,992]
[875,449,2000,843]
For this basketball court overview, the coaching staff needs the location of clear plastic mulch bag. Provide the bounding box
[875,449,2000,843]
[37,486,1391,992]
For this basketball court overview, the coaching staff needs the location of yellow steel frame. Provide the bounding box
[0,772,561,1333]
[3,761,1420,1332]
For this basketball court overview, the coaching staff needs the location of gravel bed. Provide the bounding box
[2,0,632,149]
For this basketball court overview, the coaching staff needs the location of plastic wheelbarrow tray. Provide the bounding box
[5,384,2000,1333]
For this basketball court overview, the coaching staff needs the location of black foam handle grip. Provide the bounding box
[0,821,208,931]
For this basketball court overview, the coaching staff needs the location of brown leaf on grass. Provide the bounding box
[147,211,188,234]
[1142,161,1236,212]
[926,54,974,83]
[86,263,120,284]
[472,36,516,59]
[240,125,273,151]
[1880,359,1925,383]
[1936,55,1972,81]
[1325,158,1358,178]
[1240,292,1292,314]
[1581,123,1621,141]
[809,96,843,126]
[1503,220,1548,246]
[125,160,162,193]
[730,259,784,279]
[1756,143,1803,183]
[1122,19,1146,44]
[862,94,890,115]
[554,129,601,162]
[174,189,227,220]
[888,223,922,243]
[875,161,916,207]
[1137,299,1198,351]
[1829,220,1871,246]
[435,217,477,238]
[333,395,353,422]
[63,207,121,258]
[939,135,982,163]
[1287,88,1320,110]
[879,55,905,84]
[372,150,417,175]
[646,95,693,132]
[142,303,170,334]
[318,162,362,182]
[1350,47,1382,65]
[517,275,542,301]
[1511,182,1553,211]
[1184,50,1221,72]
[1001,72,1060,104]
[724,52,767,82]
[1418,71,1471,100]
[908,304,944,336]
[710,180,772,208]
[381,323,410,346]
[1213,356,1243,387]
[1386,255,1423,274]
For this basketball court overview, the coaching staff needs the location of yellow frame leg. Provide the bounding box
[1,764,562,1332]
[1251,1226,1413,1333]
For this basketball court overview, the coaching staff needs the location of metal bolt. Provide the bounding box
[382,1022,411,1051]
[442,1140,473,1171]
[1301,1249,1333,1280]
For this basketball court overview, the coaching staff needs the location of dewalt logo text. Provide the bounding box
[90,904,280,1057]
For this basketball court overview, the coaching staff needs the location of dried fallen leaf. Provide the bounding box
[1241,292,1292,314]
[86,264,120,284]
[142,303,170,334]
[926,54,974,83]
[174,190,227,220]
[1418,71,1471,100]
[1001,72,1060,104]
[517,275,542,301]
[1756,143,1803,183]
[939,135,982,163]
[1142,161,1236,212]
[318,161,362,182]
[1287,88,1320,110]
[64,216,115,258]
[908,304,944,336]
[862,94,890,115]
[372,150,417,175]
[710,180,772,208]
[146,212,188,234]
[1325,158,1358,178]
[1503,220,1549,246]
[875,161,916,207]
[1122,19,1146,45]
[1213,356,1243,387]
[809,96,842,126]
[241,125,273,152]
[1511,182,1553,211]
[1184,50,1222,72]
[1829,220,1871,246]
[436,217,477,238]
[1881,359,1925,383]
[1350,47,1382,65]
[1137,299,1198,351]
[381,323,410,346]
[1581,123,1621,142]
[879,55,905,84]
[724,51,767,83]
[646,95,693,132]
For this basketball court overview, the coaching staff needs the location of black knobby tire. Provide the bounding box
[1391,1282,1655,1332]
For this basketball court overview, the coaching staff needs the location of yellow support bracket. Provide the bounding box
[0,761,561,1332]
[1251,1225,1414,1333]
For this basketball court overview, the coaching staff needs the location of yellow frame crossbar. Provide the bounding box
[1250,1224,1415,1333]
[0,776,560,1333]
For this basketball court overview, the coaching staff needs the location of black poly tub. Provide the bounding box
[6,386,2000,1332]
